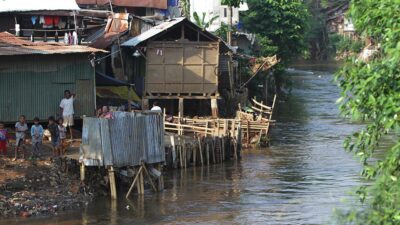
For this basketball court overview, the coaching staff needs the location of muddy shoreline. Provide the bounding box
[0,143,106,218]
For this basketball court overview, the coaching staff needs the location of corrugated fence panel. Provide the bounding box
[80,111,165,167]
[81,117,104,166]
[0,54,95,122]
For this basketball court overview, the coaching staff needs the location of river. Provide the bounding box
[4,65,364,225]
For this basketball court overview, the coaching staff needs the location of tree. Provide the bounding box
[335,0,400,224]
[221,0,243,44]
[242,0,309,95]
[243,0,309,64]
[193,12,219,30]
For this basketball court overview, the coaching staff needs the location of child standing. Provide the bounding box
[57,118,67,155]
[0,122,9,157]
[48,116,59,157]
[30,117,43,159]
[14,115,28,160]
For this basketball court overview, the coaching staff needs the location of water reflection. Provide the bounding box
[3,65,363,225]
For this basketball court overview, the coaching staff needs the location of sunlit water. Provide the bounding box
[3,65,364,225]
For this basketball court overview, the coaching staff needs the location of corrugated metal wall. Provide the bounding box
[80,111,165,167]
[0,54,95,122]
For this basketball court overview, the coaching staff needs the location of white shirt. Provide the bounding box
[60,96,74,116]
[151,106,162,113]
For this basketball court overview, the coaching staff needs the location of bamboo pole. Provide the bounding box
[198,137,204,166]
[141,162,157,192]
[108,166,117,199]
[126,166,143,199]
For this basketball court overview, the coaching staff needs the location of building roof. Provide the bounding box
[122,17,186,47]
[76,0,167,9]
[0,32,105,56]
[0,0,80,13]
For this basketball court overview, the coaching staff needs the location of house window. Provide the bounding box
[224,8,227,17]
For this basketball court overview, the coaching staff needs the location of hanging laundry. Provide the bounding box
[44,16,53,28]
[31,16,38,25]
[39,16,45,25]
[72,31,78,45]
[64,32,69,45]
[53,16,60,27]
[68,32,72,45]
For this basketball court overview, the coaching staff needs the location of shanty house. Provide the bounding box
[0,32,103,122]
[122,17,231,116]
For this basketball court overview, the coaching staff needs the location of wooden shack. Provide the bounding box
[122,18,231,117]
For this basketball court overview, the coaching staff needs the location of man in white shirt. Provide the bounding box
[59,90,75,140]
[150,101,162,113]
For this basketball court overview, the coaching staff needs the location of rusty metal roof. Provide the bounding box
[76,0,167,9]
[0,0,80,12]
[121,17,187,47]
[0,32,106,56]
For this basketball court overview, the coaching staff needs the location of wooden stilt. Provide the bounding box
[206,140,210,165]
[126,166,143,199]
[139,168,144,194]
[211,98,218,118]
[212,138,216,164]
[198,137,203,166]
[171,136,177,168]
[108,166,117,199]
[157,164,164,191]
[141,162,157,192]
[193,143,197,167]
[80,163,85,182]
[179,98,184,117]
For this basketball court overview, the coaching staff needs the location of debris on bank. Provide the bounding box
[0,146,105,218]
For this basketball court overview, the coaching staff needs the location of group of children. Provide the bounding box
[0,115,68,160]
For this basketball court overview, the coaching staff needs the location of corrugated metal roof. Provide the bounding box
[0,32,106,56]
[0,0,80,12]
[121,17,186,47]
[76,0,167,9]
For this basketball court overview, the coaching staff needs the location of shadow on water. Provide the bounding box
[3,63,365,225]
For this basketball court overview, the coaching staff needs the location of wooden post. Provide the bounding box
[80,163,85,182]
[157,164,164,191]
[179,98,184,117]
[206,140,210,165]
[246,120,250,146]
[171,135,177,168]
[108,166,117,199]
[211,98,218,118]
[139,168,144,194]
[198,137,204,166]
[193,143,197,166]
[126,166,143,199]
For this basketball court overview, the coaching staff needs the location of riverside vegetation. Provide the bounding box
[335,0,400,224]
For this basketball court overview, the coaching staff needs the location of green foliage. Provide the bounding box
[214,23,236,42]
[193,12,219,30]
[329,34,364,54]
[221,0,243,7]
[243,0,309,64]
[335,0,400,224]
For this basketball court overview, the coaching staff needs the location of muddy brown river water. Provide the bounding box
[3,65,364,225]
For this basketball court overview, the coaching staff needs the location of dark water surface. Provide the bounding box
[3,66,364,225]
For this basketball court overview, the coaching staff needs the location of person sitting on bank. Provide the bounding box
[59,90,75,140]
[150,101,162,113]
[98,106,113,119]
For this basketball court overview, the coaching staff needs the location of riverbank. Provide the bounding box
[0,143,100,218]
